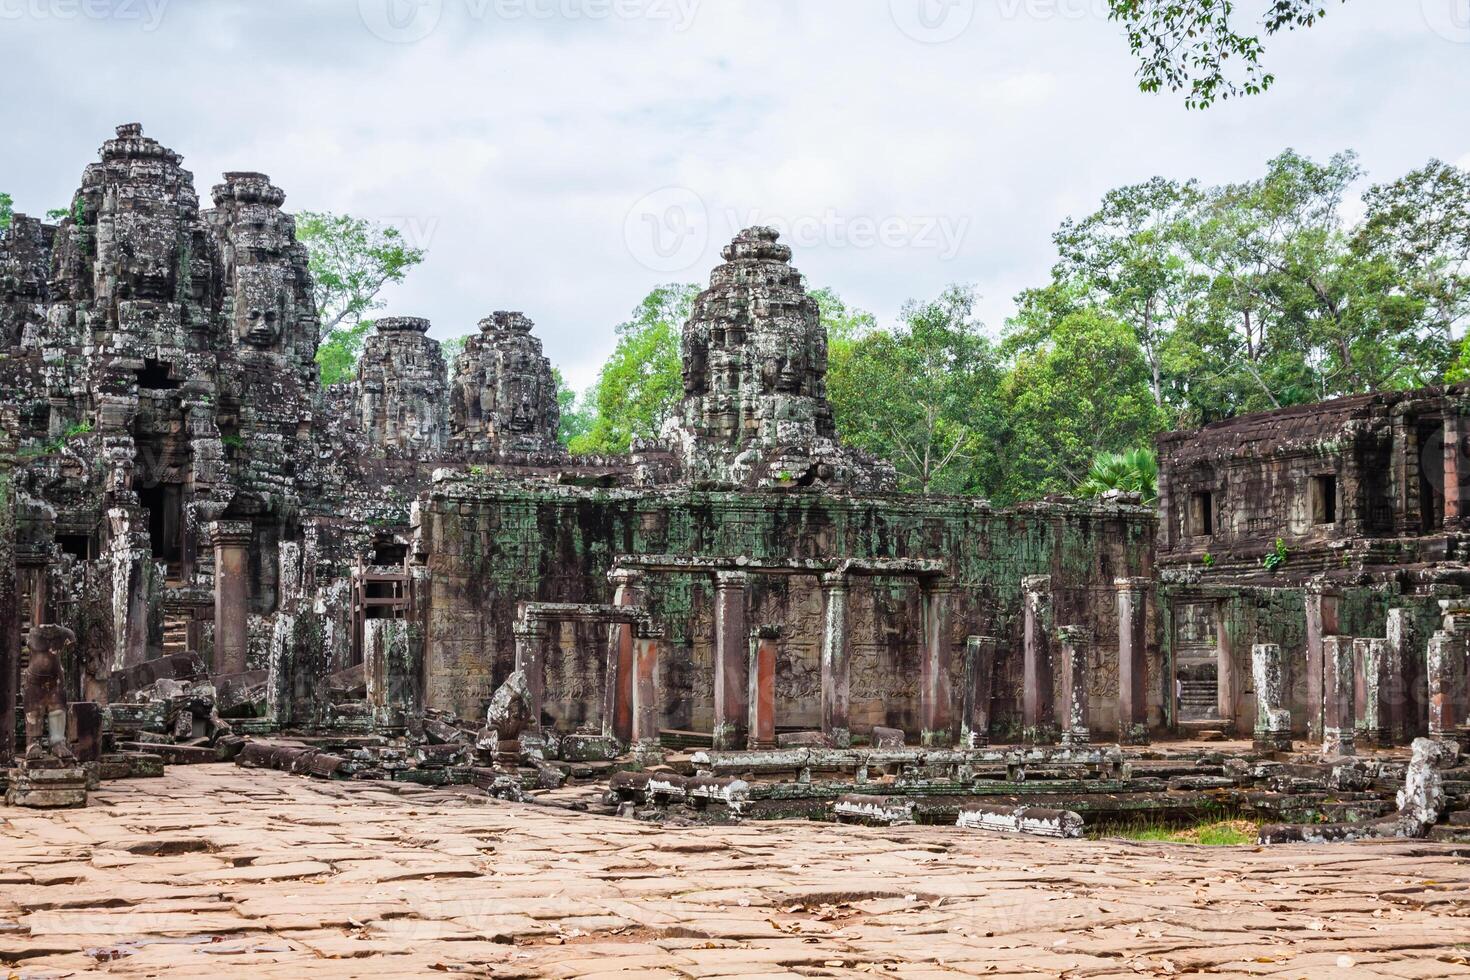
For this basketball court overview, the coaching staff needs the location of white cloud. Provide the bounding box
[1,0,1466,392]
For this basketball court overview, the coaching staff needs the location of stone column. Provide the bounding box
[1251,643,1291,752]
[1304,583,1340,743]
[1322,635,1356,755]
[513,618,548,734]
[819,573,852,749]
[1115,577,1150,745]
[364,619,421,727]
[1057,625,1092,746]
[1385,608,1417,742]
[1021,575,1057,745]
[601,569,643,745]
[210,521,253,677]
[631,628,664,759]
[1355,637,1391,749]
[1426,608,1468,738]
[1445,409,1466,529]
[960,635,996,749]
[919,579,954,747]
[712,571,749,751]
[747,626,779,750]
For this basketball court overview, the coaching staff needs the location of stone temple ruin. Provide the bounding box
[1,125,1468,845]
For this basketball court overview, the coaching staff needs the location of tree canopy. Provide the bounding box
[1109,0,1349,108]
[0,193,12,232]
[296,211,427,387]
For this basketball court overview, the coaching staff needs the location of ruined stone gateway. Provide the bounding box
[2,125,1470,974]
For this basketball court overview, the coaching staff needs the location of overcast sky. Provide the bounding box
[3,0,1468,390]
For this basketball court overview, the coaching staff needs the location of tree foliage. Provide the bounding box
[0,192,12,232]
[295,211,427,387]
[1108,0,1348,108]
[829,285,1004,495]
[315,319,375,387]
[571,283,698,454]
[1075,448,1160,504]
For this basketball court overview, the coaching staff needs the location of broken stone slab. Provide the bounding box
[424,718,471,746]
[685,776,749,808]
[955,803,1084,839]
[777,730,834,749]
[561,733,620,762]
[116,742,224,765]
[108,652,207,701]
[834,794,915,826]
[1260,738,1462,844]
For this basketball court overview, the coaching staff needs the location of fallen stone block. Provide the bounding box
[955,803,1083,839]
[778,730,833,749]
[561,733,621,762]
[835,794,915,826]
[6,760,88,809]
[870,726,906,749]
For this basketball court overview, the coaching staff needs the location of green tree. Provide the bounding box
[1001,308,1168,502]
[0,192,12,232]
[315,319,374,387]
[1358,161,1470,378]
[829,285,1004,495]
[574,283,698,453]
[1052,176,1203,413]
[1108,0,1348,108]
[295,211,426,386]
[1075,448,1159,504]
[554,369,594,448]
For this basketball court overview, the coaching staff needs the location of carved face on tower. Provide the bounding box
[232,264,289,349]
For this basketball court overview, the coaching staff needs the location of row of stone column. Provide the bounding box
[1020,576,1151,747]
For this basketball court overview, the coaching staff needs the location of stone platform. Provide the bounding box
[4,758,87,809]
[3,766,1469,977]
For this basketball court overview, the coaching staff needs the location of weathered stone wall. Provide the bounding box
[420,478,1156,738]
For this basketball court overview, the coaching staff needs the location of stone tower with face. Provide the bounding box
[670,227,893,490]
[206,171,318,376]
[356,317,450,455]
[449,311,561,456]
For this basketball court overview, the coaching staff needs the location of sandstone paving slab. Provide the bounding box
[5,767,1470,977]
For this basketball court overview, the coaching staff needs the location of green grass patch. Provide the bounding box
[1099,818,1258,846]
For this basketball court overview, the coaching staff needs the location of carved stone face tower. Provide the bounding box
[671,227,893,490]
[449,311,561,456]
[356,317,449,454]
[206,172,318,381]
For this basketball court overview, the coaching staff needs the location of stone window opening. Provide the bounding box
[1188,490,1214,537]
[1310,474,1338,525]
[56,534,93,561]
[135,358,180,390]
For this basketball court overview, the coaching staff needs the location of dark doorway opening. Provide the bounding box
[57,534,93,561]
[138,483,183,562]
[1419,421,1445,533]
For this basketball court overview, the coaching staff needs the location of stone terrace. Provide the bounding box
[3,766,1469,978]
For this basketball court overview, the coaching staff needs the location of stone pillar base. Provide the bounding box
[1060,728,1092,747]
[959,729,989,749]
[632,739,666,766]
[1322,729,1356,756]
[6,759,88,808]
[1119,723,1151,746]
[1253,732,1292,754]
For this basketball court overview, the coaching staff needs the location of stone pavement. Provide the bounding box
[2,767,1468,978]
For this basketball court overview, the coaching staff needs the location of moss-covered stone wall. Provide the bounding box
[420,480,1156,739]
